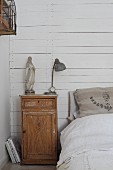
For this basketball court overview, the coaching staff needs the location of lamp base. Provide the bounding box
[44,91,57,95]
[44,86,57,95]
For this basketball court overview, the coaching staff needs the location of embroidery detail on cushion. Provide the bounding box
[90,94,112,111]
[103,92,110,102]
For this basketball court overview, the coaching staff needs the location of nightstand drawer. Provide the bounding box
[22,98,56,110]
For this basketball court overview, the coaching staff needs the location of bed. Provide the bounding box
[57,87,113,170]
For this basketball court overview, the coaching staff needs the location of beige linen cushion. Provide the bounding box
[74,87,113,118]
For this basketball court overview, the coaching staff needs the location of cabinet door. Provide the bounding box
[22,112,57,162]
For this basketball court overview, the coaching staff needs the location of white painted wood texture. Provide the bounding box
[10,0,113,138]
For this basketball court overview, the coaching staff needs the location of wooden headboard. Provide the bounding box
[67,91,76,121]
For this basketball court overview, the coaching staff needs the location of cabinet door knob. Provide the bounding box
[23,130,26,133]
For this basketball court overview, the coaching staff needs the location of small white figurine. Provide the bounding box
[25,56,35,94]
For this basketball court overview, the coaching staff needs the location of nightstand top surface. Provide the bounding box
[19,94,57,98]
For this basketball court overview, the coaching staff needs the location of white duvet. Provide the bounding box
[57,114,113,170]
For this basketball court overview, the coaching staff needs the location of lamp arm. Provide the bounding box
[51,62,55,87]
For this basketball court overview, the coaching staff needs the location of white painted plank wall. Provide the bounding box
[10,0,113,139]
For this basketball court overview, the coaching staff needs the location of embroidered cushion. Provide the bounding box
[74,87,113,118]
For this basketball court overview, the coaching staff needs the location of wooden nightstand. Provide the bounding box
[20,95,57,165]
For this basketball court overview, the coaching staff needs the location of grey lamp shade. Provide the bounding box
[44,58,66,95]
[54,58,66,71]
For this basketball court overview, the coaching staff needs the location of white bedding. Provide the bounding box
[57,114,113,170]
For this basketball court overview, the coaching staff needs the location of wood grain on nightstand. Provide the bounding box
[20,95,58,165]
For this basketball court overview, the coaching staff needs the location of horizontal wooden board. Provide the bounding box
[10,83,113,98]
[11,28,113,41]
[15,0,53,7]
[48,0,113,4]
[11,46,113,54]
[10,20,113,38]
[56,83,113,91]
[10,54,52,69]
[17,5,113,18]
[10,45,113,54]
[52,33,113,46]
[17,4,49,13]
[10,68,113,83]
[17,13,50,27]
[10,39,50,53]
[10,46,113,54]
[58,55,113,68]
[10,54,113,69]
[10,33,113,54]
[10,83,113,96]
[11,33,113,44]
[51,46,113,54]
[16,4,113,26]
[10,82,51,91]
[50,24,113,33]
[10,68,52,83]
[15,0,113,5]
